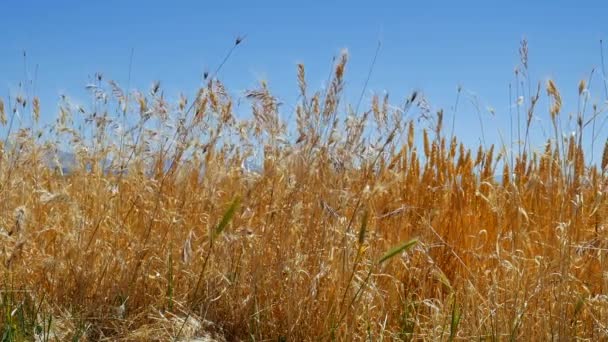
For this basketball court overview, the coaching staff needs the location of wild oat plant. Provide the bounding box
[1,45,608,341]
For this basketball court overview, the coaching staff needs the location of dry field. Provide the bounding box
[1,42,608,340]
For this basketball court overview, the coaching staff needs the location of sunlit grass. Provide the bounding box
[0,42,608,340]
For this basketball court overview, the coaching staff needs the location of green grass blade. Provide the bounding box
[358,210,369,245]
[573,295,585,318]
[212,196,241,241]
[378,238,418,264]
[449,300,461,341]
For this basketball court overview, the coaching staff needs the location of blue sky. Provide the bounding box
[1,1,607,160]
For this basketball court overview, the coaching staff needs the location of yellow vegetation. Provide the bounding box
[0,50,608,341]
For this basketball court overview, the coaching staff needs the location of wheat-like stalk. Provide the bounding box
[0,44,605,341]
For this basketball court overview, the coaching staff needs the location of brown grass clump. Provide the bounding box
[1,47,608,341]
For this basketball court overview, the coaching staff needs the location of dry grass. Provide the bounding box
[1,45,608,341]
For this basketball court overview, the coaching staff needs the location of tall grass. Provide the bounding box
[0,44,607,340]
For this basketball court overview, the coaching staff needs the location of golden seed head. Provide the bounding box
[33,97,40,123]
[601,139,608,172]
[578,79,586,95]
[0,99,5,125]
[546,79,562,120]
[297,63,307,97]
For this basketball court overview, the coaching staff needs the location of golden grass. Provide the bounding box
[0,49,608,341]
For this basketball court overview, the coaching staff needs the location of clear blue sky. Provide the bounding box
[1,1,607,160]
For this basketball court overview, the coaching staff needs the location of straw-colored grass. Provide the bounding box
[1,43,608,341]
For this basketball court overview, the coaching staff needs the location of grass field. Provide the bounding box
[1,42,608,340]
